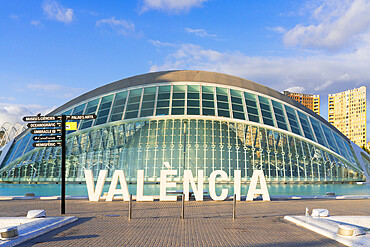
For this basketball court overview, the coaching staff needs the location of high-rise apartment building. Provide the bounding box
[328,86,367,147]
[283,91,320,115]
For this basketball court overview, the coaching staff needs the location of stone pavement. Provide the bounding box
[1,198,369,246]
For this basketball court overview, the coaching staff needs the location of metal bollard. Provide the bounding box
[181,193,185,219]
[129,194,132,220]
[233,194,236,219]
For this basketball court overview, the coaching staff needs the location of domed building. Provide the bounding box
[0,70,369,183]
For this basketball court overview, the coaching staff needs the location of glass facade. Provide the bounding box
[0,74,367,183]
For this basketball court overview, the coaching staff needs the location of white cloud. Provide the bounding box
[96,17,135,36]
[267,26,287,34]
[0,103,56,126]
[10,14,20,20]
[0,96,15,101]
[185,27,216,38]
[284,86,305,93]
[283,0,370,50]
[149,43,370,96]
[26,83,84,99]
[140,0,208,14]
[148,39,176,47]
[42,0,74,24]
[30,20,42,27]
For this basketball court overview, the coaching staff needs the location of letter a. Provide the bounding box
[246,170,270,201]
[106,170,130,201]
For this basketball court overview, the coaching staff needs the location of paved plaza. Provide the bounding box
[1,198,369,246]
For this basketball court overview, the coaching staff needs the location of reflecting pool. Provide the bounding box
[0,183,369,197]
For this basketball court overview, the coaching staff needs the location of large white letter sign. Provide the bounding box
[209,170,228,201]
[234,170,241,201]
[160,170,177,201]
[106,170,130,202]
[136,170,154,201]
[246,170,270,201]
[183,170,204,201]
[85,170,107,202]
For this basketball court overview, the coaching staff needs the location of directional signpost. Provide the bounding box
[33,142,62,147]
[24,114,97,214]
[30,129,62,134]
[33,135,62,141]
[27,122,62,128]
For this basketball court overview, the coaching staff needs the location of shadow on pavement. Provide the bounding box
[22,217,96,246]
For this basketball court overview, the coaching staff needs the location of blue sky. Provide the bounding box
[0,0,369,142]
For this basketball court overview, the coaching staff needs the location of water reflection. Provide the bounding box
[0,183,369,197]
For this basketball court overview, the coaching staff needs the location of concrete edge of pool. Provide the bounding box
[0,195,370,201]
[284,215,370,247]
[0,216,77,247]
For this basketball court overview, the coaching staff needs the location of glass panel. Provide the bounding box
[156,108,169,115]
[157,101,169,107]
[230,89,242,97]
[140,86,156,118]
[271,100,288,131]
[173,85,186,92]
[187,92,199,99]
[172,100,185,107]
[171,108,184,115]
[297,111,315,141]
[244,92,260,123]
[11,133,32,163]
[216,87,230,118]
[140,109,154,117]
[80,98,99,129]
[129,88,142,97]
[202,108,215,115]
[158,93,170,100]
[188,85,200,92]
[156,85,171,116]
[125,111,139,119]
[72,103,86,115]
[216,87,228,95]
[61,109,72,116]
[125,88,142,119]
[202,93,214,100]
[144,86,156,94]
[202,101,214,108]
[332,132,351,161]
[69,103,86,130]
[187,100,199,107]
[159,85,171,92]
[171,85,185,115]
[284,105,302,135]
[187,87,200,115]
[2,139,21,166]
[142,94,155,101]
[309,117,327,147]
[342,139,357,164]
[187,108,200,115]
[258,96,274,127]
[94,94,114,126]
[202,85,213,93]
[321,124,340,154]
[230,89,245,120]
[126,103,140,111]
[218,109,230,117]
[217,102,229,109]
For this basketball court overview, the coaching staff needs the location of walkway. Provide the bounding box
[1,198,369,246]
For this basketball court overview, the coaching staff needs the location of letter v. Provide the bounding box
[84,170,107,202]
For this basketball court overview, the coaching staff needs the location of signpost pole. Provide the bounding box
[61,115,66,215]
